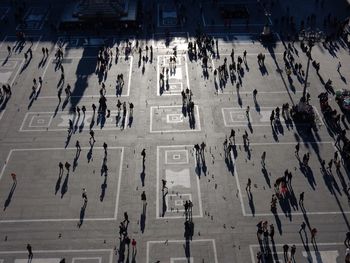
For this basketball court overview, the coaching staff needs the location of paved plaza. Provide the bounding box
[0,0,350,262]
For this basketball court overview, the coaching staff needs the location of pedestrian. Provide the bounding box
[65,161,71,172]
[141,191,147,208]
[131,238,136,252]
[229,129,235,144]
[295,142,300,157]
[299,192,304,206]
[337,61,341,72]
[256,251,262,263]
[124,212,129,224]
[311,228,317,243]
[59,162,63,172]
[11,173,17,182]
[75,140,81,152]
[345,232,350,247]
[269,224,275,241]
[270,110,275,126]
[291,244,296,260]
[89,130,95,143]
[261,151,266,166]
[27,243,33,258]
[246,106,250,121]
[335,159,341,172]
[334,151,338,162]
[328,159,333,170]
[103,142,108,155]
[253,89,258,99]
[129,102,134,116]
[246,178,251,192]
[82,188,88,205]
[141,148,146,160]
[299,221,306,234]
[283,244,289,261]
[243,50,247,61]
[162,179,168,191]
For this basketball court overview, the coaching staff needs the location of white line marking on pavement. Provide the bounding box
[249,243,343,263]
[72,257,102,263]
[146,239,218,263]
[114,147,124,219]
[150,105,201,133]
[156,145,203,219]
[184,55,190,90]
[230,149,246,216]
[126,55,133,96]
[0,250,112,263]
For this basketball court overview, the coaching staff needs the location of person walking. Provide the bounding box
[261,151,266,167]
[299,221,306,235]
[246,178,252,192]
[103,142,108,156]
[131,238,137,254]
[283,244,289,262]
[269,224,275,241]
[82,188,88,207]
[345,232,350,247]
[141,148,146,162]
[11,173,17,183]
[246,106,250,121]
[290,244,296,260]
[311,228,317,243]
[89,130,96,144]
[27,244,33,258]
[229,129,235,144]
[295,142,300,157]
[65,162,71,172]
[337,61,342,72]
[75,140,81,152]
[299,192,304,206]
[141,191,147,214]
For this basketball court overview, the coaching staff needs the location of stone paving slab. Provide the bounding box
[0,250,112,263]
[19,110,130,132]
[233,142,349,217]
[0,147,123,221]
[249,243,345,263]
[150,105,201,133]
[156,145,203,219]
[41,56,133,98]
[147,239,218,263]
[0,58,24,86]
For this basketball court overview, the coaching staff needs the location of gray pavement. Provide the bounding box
[0,0,350,263]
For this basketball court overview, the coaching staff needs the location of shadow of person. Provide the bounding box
[87,145,93,163]
[100,177,107,202]
[131,247,137,263]
[60,173,69,198]
[140,213,146,233]
[247,191,255,216]
[55,174,62,195]
[78,205,86,228]
[4,182,17,210]
[140,171,145,187]
[128,116,133,127]
[161,190,168,217]
[261,167,271,188]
